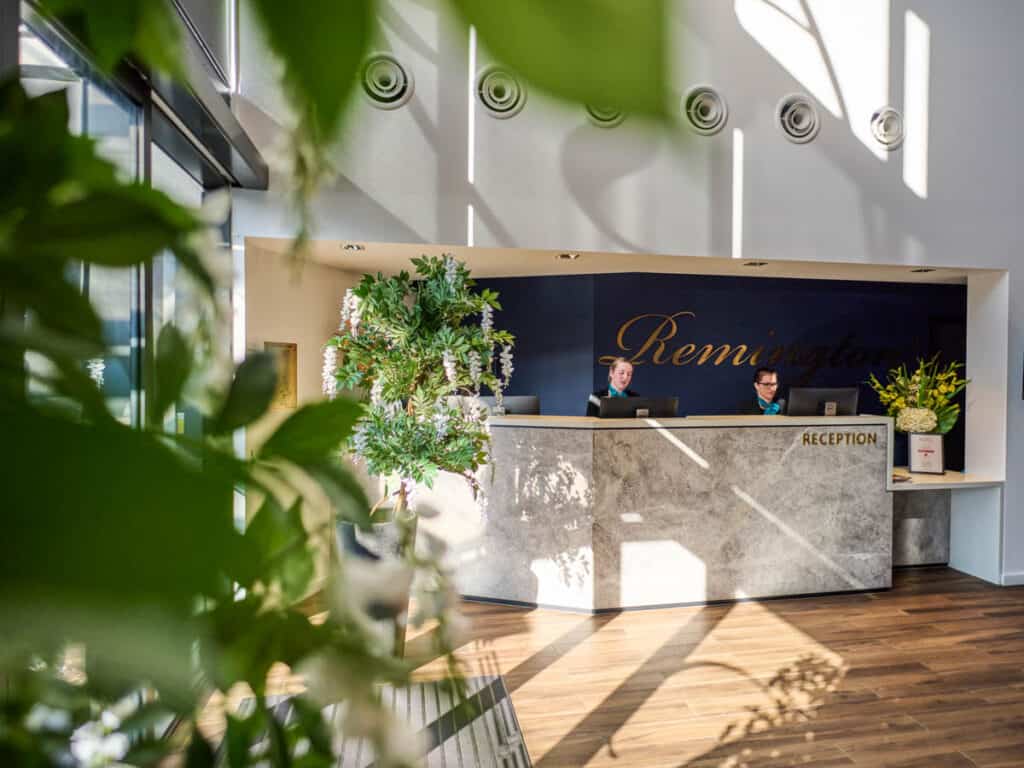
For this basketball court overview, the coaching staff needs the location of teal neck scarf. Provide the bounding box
[758,396,781,415]
[609,385,627,398]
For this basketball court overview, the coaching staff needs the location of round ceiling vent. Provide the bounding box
[361,53,414,110]
[477,67,526,119]
[776,93,820,143]
[682,85,728,136]
[585,104,626,128]
[870,106,905,150]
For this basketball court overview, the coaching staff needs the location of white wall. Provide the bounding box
[232,0,1023,578]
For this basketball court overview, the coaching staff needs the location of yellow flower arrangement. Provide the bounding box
[868,357,969,434]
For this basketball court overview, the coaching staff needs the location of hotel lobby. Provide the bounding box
[6,1,1024,766]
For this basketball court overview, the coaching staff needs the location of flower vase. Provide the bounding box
[908,432,945,474]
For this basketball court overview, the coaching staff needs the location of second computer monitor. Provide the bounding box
[598,396,679,419]
[786,387,859,416]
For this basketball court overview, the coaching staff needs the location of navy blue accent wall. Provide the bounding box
[480,272,967,469]
[480,275,595,417]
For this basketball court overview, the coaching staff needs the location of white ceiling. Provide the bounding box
[245,238,983,285]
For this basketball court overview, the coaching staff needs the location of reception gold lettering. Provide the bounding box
[800,431,880,447]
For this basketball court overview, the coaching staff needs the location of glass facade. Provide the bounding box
[19,19,144,425]
[18,11,236,432]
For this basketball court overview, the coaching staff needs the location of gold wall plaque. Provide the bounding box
[265,341,297,409]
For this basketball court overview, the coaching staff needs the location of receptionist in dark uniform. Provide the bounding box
[744,366,785,415]
[587,357,639,416]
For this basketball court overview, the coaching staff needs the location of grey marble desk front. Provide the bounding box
[446,415,894,611]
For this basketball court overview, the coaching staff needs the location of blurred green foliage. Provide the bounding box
[4,0,674,765]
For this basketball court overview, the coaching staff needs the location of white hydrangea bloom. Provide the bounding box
[442,349,457,387]
[321,346,338,399]
[896,407,938,433]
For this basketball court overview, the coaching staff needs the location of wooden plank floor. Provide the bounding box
[411,568,1024,767]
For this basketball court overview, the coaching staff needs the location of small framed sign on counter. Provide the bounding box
[909,433,944,474]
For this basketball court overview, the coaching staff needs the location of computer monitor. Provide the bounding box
[786,387,859,416]
[479,395,541,415]
[598,396,679,419]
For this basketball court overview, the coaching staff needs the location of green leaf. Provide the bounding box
[290,697,333,758]
[259,398,364,465]
[1,405,234,625]
[151,324,191,426]
[247,0,375,143]
[266,706,291,768]
[27,185,200,266]
[452,0,671,118]
[119,701,175,738]
[225,709,266,768]
[185,728,216,768]
[305,459,372,530]
[38,0,186,79]
[211,353,279,434]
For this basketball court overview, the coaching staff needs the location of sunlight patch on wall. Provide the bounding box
[732,128,744,258]
[620,540,706,604]
[735,0,842,117]
[809,0,890,159]
[646,419,711,469]
[732,485,867,590]
[903,10,931,198]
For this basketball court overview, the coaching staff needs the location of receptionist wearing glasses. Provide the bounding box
[587,357,639,416]
[744,367,785,415]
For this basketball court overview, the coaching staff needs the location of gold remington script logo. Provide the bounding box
[802,432,879,446]
[596,310,906,380]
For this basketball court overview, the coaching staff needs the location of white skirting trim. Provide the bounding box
[1002,571,1024,586]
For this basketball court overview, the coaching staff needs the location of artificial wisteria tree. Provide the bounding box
[324,255,514,518]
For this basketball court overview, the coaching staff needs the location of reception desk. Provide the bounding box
[437,415,894,611]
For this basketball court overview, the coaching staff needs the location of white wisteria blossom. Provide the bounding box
[321,346,338,399]
[896,406,938,434]
[499,344,514,386]
[351,422,371,455]
[87,358,105,388]
[369,377,384,407]
[348,294,362,337]
[443,254,458,286]
[432,409,450,440]
[442,349,457,387]
[480,303,493,335]
[70,715,129,767]
[339,288,354,327]
[24,704,71,733]
[467,349,482,388]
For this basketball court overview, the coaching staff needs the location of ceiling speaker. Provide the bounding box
[683,85,728,135]
[776,93,820,143]
[477,67,526,119]
[360,53,414,110]
[585,104,626,128]
[870,106,905,150]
